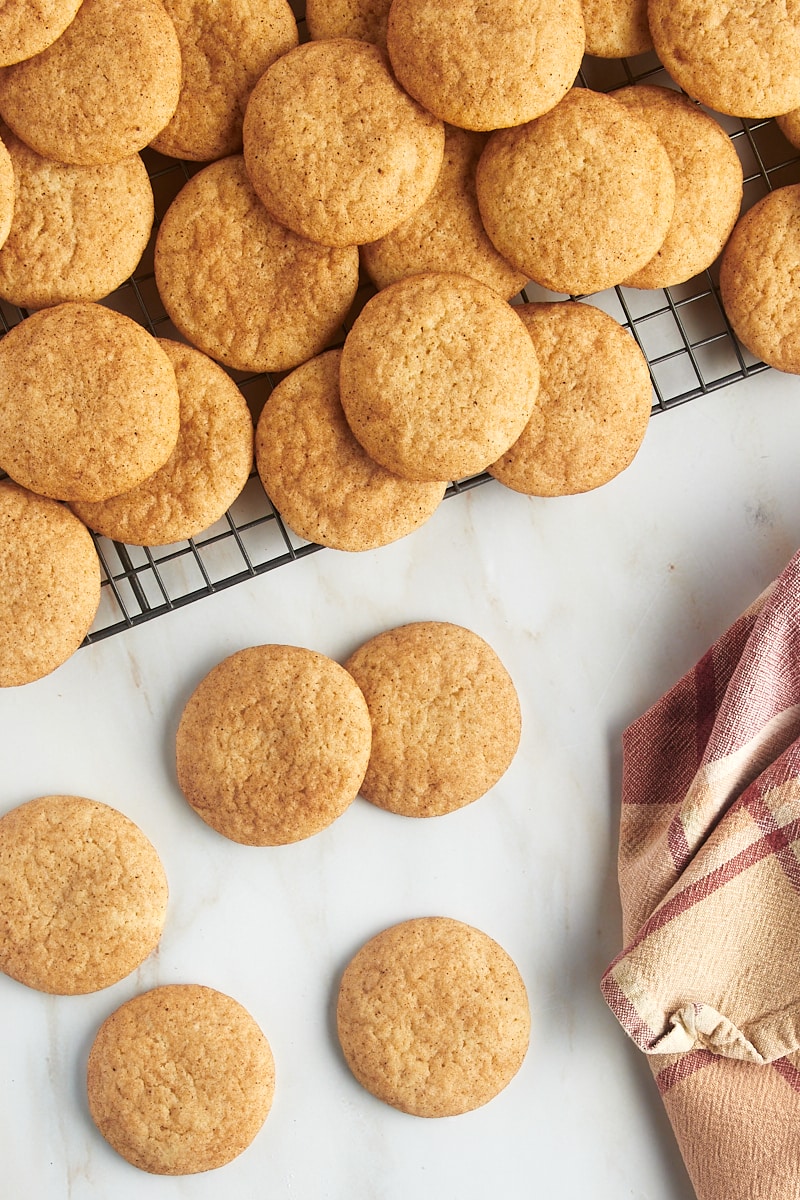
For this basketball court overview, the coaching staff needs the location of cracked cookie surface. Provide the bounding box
[87,984,275,1174]
[337,917,530,1116]
[0,794,167,992]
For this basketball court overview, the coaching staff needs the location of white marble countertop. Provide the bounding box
[3,364,800,1199]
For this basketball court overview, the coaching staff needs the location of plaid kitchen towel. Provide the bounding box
[601,548,800,1200]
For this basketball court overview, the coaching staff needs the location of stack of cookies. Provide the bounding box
[0,0,798,688]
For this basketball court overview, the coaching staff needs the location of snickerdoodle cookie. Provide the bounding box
[0,481,100,685]
[306,0,390,47]
[176,644,372,845]
[71,340,253,545]
[344,621,521,817]
[151,0,298,161]
[255,350,445,551]
[0,302,180,501]
[0,794,167,992]
[0,126,153,307]
[339,272,540,482]
[361,124,528,300]
[386,0,585,131]
[719,183,800,374]
[647,0,800,119]
[154,155,359,373]
[0,0,84,66]
[476,88,675,296]
[242,38,445,246]
[87,984,275,1174]
[0,0,182,165]
[489,302,652,495]
[611,85,742,289]
[337,917,530,1116]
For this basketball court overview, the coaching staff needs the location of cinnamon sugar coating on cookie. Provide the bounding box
[242,38,445,247]
[339,272,540,482]
[337,917,530,1116]
[0,795,167,991]
[476,88,675,296]
[0,0,182,165]
[87,984,275,1174]
[387,0,585,131]
[155,155,359,373]
[0,482,100,685]
[255,350,445,552]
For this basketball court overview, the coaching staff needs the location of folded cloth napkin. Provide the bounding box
[602,548,800,1200]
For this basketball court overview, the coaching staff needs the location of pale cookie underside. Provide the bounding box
[0,133,12,251]
[339,272,540,482]
[175,644,372,845]
[0,128,153,308]
[337,917,530,1116]
[489,302,652,496]
[151,0,298,161]
[242,38,445,246]
[475,88,676,296]
[647,0,800,118]
[255,350,445,552]
[719,184,800,374]
[0,795,167,991]
[0,302,180,501]
[87,984,275,1174]
[344,620,521,816]
[154,155,359,373]
[0,482,100,686]
[0,0,182,164]
[387,0,585,131]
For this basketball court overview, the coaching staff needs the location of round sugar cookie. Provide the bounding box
[0,302,180,501]
[489,303,652,496]
[337,917,530,1117]
[339,272,540,482]
[719,184,800,375]
[306,0,391,48]
[361,125,528,301]
[386,0,585,132]
[0,126,153,308]
[176,644,372,845]
[0,132,12,251]
[0,0,84,67]
[0,795,167,993]
[610,86,742,289]
[242,38,445,247]
[344,621,521,817]
[71,340,253,546]
[476,87,676,296]
[151,0,298,162]
[647,0,800,119]
[0,0,182,165]
[155,155,359,374]
[0,481,100,686]
[582,0,652,57]
[255,350,446,551]
[87,984,275,1174]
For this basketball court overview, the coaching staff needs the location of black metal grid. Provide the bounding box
[1,28,799,644]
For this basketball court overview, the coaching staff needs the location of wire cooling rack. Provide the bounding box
[2,19,799,644]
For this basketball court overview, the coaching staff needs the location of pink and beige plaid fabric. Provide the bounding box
[602,549,800,1200]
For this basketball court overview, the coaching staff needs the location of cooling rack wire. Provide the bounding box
[1,19,798,643]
